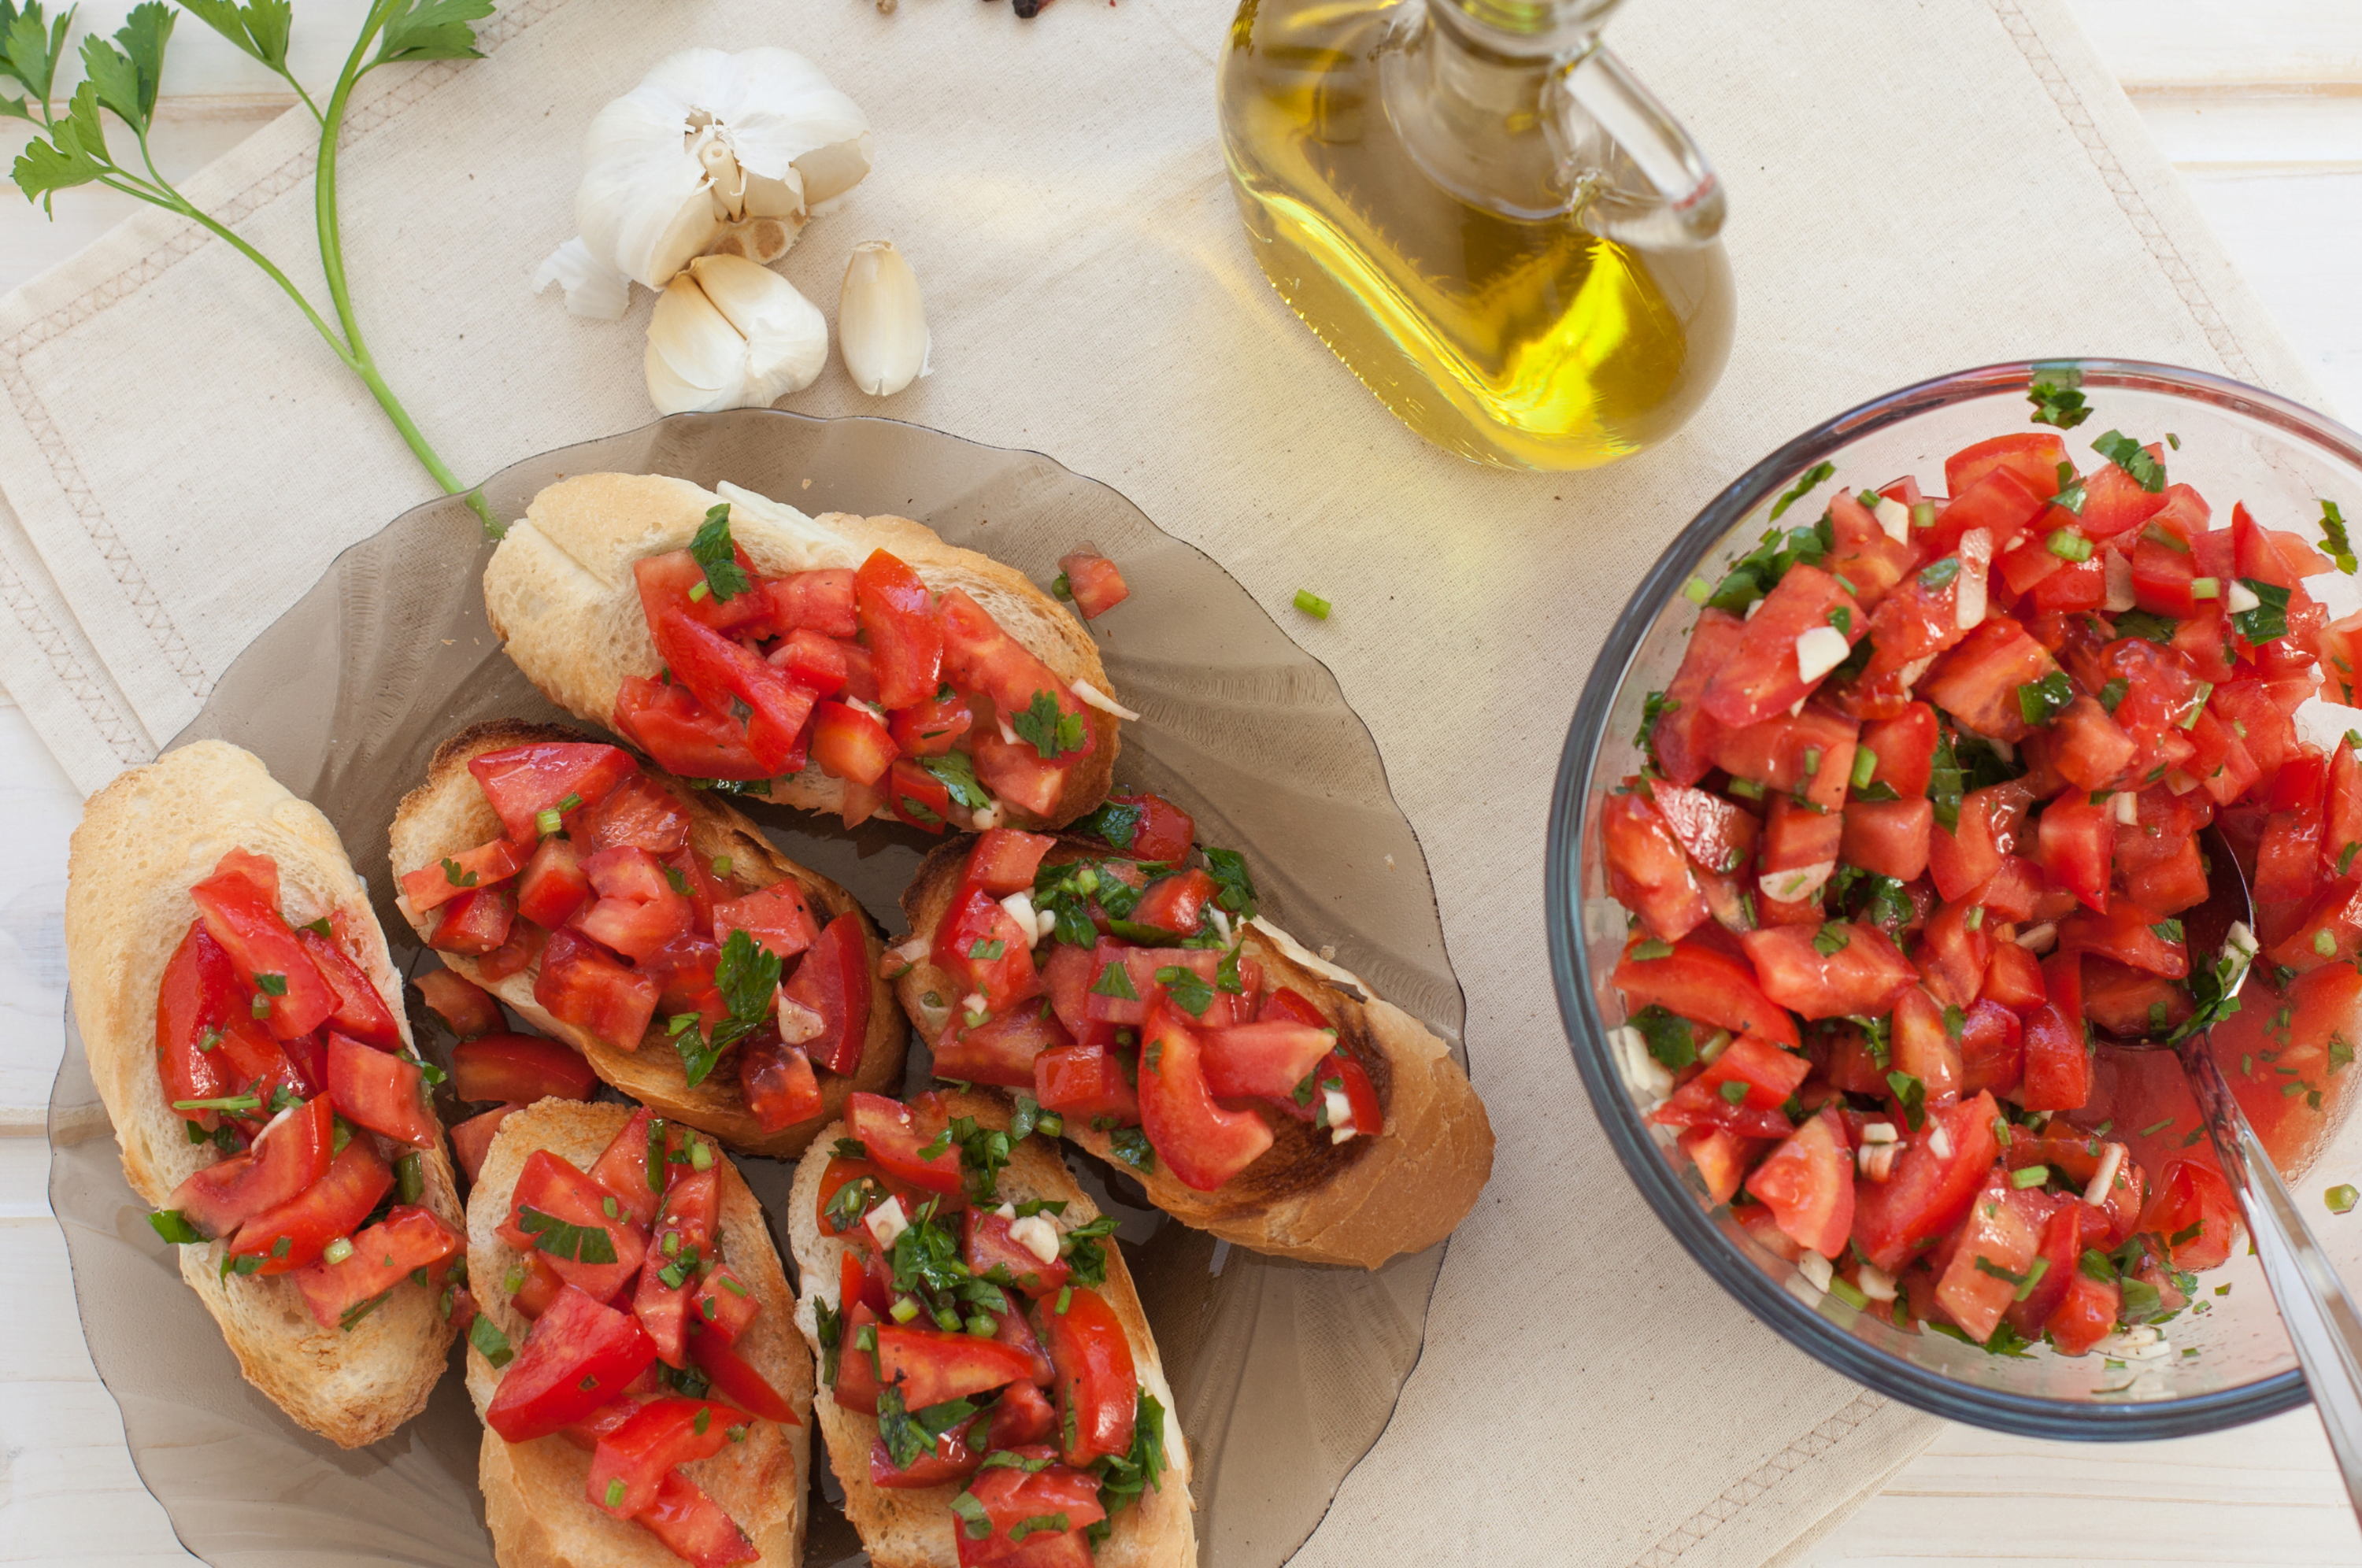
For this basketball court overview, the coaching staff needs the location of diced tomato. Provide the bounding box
[499,1147,650,1301]
[227,1137,392,1274]
[486,1285,658,1442]
[2082,957,2191,1038]
[781,912,874,1077]
[688,1263,761,1348]
[513,836,591,930]
[2140,1157,2243,1270]
[2057,900,2187,978]
[1890,984,1963,1104]
[292,1204,461,1329]
[1039,1285,1137,1466]
[1980,941,2047,1013]
[767,628,846,701]
[1851,1091,2003,1272]
[852,1322,1035,1412]
[1934,1176,2047,1344]
[401,838,529,916]
[2020,989,2092,1115]
[1138,997,1272,1190]
[187,860,336,1041]
[1920,617,2061,743]
[888,688,972,757]
[937,1008,1072,1089]
[1035,1042,1141,1123]
[1840,797,1932,882]
[933,885,1042,1013]
[165,1093,333,1238]
[709,882,817,966]
[468,744,637,845]
[430,884,516,957]
[613,676,767,781]
[966,1208,1071,1298]
[1653,608,1747,786]
[936,590,1094,762]
[1738,923,1916,1019]
[1958,997,2026,1096]
[1701,566,1865,730]
[1824,492,1917,608]
[810,701,900,788]
[2034,791,2112,912]
[1125,867,1214,941]
[287,930,402,1053]
[409,971,498,1048]
[1602,792,1709,943]
[1679,1126,1751,1206]
[585,1397,736,1519]
[957,1446,1108,1567]
[1612,937,1800,1048]
[155,919,238,1122]
[1712,705,1860,811]
[325,1030,438,1148]
[537,926,659,1051]
[854,549,946,709]
[651,608,816,776]
[1198,1020,1336,1100]
[1058,550,1129,618]
[571,845,693,962]
[1860,704,1938,799]
[1649,782,1760,877]
[760,566,858,637]
[963,833,1057,900]
[846,1093,964,1193]
[1744,1108,1853,1258]
[1946,435,2065,508]
[450,1104,524,1183]
[2049,1266,2122,1356]
[886,756,953,834]
[1928,781,2036,903]
[2079,456,2170,539]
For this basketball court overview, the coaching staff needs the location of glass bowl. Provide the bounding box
[1548,359,2362,1439]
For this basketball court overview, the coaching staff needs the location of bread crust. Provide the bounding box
[896,839,1494,1269]
[481,472,1120,829]
[64,740,465,1448]
[785,1092,1195,1568]
[464,1100,812,1568]
[387,719,905,1159]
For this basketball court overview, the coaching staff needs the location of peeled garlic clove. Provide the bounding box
[839,241,931,398]
[645,256,828,415]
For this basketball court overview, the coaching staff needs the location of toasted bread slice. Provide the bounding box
[387,719,905,1159]
[480,472,1120,829]
[786,1092,1195,1568]
[65,740,465,1448]
[898,839,1493,1269]
[465,1099,813,1568]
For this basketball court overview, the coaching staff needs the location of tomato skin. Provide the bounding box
[1701,566,1866,730]
[1927,466,2049,560]
[291,1204,461,1329]
[188,861,336,1041]
[2035,791,2113,912]
[2020,1003,2092,1114]
[846,1093,965,1193]
[467,744,637,844]
[937,1008,1073,1089]
[1612,937,1801,1048]
[761,567,859,638]
[585,1397,735,1519]
[688,1263,762,1347]
[858,1323,1038,1411]
[2058,900,2188,978]
[2004,1202,2084,1340]
[572,845,694,962]
[1602,792,1710,943]
[936,588,1093,755]
[1890,985,1963,1104]
[2048,1267,2122,1356]
[956,1447,1108,1568]
[486,1284,659,1443]
[325,1030,439,1148]
[776,912,872,1078]
[165,1094,334,1238]
[1034,1042,1141,1123]
[1649,782,1759,877]
[451,1033,599,1106]
[1921,616,2062,744]
[401,837,529,915]
[499,1148,651,1302]
[1138,997,1274,1191]
[1653,608,1747,786]
[535,926,660,1052]
[1739,923,1916,1019]
[855,549,946,709]
[1859,704,1938,799]
[888,689,972,757]
[1058,550,1130,619]
[450,1104,524,1183]
[934,886,1043,1013]
[2079,456,2170,538]
[652,607,816,776]
[1744,1108,1853,1259]
[687,1326,799,1423]
[1927,781,2035,903]
[712,882,819,964]
[1039,1285,1138,1466]
[157,919,235,1121]
[1957,998,2026,1096]
[1199,1021,1336,1100]
[1851,1091,2004,1273]
[1841,797,1933,883]
[228,1137,392,1274]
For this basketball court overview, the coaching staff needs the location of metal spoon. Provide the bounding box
[2116,827,2362,1508]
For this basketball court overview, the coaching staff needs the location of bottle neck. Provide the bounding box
[1382,0,1603,219]
[1426,0,1618,65]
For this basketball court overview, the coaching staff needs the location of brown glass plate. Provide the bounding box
[48,409,1468,1566]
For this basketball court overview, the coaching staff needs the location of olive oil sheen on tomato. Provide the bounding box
[1219,0,1735,471]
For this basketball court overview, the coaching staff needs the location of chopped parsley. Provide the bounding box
[2091,430,2166,493]
[689,505,752,601]
[2231,579,2290,644]
[2319,498,2356,575]
[515,1206,618,1265]
[1768,461,1835,522]
[675,928,781,1087]
[1011,690,1087,760]
[2027,374,2090,430]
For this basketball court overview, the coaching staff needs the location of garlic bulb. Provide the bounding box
[645,254,828,415]
[537,47,872,320]
[839,240,931,397]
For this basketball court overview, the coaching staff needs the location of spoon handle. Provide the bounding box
[2185,1038,2362,1511]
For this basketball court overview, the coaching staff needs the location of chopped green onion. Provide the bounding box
[324,1236,354,1265]
[1851,747,1879,790]
[2046,528,2093,563]
[690,1139,713,1171]
[537,807,563,837]
[1910,501,1936,531]
[2331,1185,2360,1215]
[2190,576,2219,601]
[605,1479,628,1507]
[1294,589,1331,620]
[2010,1165,2049,1189]
[890,1296,920,1324]
[1683,576,1710,605]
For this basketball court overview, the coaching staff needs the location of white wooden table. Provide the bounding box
[3,2,2360,1563]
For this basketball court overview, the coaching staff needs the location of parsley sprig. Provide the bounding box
[1012,690,1087,760]
[689,505,751,601]
[672,928,781,1087]
[1,0,500,531]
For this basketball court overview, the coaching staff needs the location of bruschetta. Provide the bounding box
[890,811,1494,1269]
[464,1099,811,1568]
[387,720,904,1158]
[65,740,467,1447]
[788,1089,1194,1568]
[480,472,1124,831]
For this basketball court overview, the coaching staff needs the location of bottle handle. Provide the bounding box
[1551,43,1726,248]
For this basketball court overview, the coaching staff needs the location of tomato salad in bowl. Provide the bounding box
[1552,361,2362,1436]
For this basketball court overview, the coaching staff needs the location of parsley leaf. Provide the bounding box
[1078,797,1144,852]
[468,1312,513,1368]
[1090,1385,1170,1535]
[1154,965,1216,1017]
[1202,845,1257,919]
[2109,608,2179,644]
[2091,430,2167,494]
[1012,690,1087,760]
[2027,376,2091,430]
[921,750,993,811]
[1109,1126,1156,1171]
[1768,461,1834,523]
[1631,1005,1695,1070]
[516,1206,617,1264]
[687,504,751,601]
[1927,731,1964,835]
[676,928,781,1087]
[2231,579,2290,644]
[2319,499,2357,575]
[2016,670,2073,727]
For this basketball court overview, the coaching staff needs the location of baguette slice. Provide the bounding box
[388,719,905,1159]
[787,1091,1195,1568]
[898,839,1494,1269]
[465,1100,812,1568]
[481,472,1120,828]
[65,740,465,1448]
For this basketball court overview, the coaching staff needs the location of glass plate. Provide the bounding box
[47,409,1468,1567]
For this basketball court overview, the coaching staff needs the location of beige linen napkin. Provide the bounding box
[0,0,2325,1561]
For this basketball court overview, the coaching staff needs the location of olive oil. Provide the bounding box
[1218,0,1735,471]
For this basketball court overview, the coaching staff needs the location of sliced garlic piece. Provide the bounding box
[645,253,827,415]
[1872,496,1910,542]
[1794,624,1850,683]
[1955,527,1991,629]
[1760,860,1835,905]
[839,240,932,398]
[2227,579,2263,615]
[1070,679,1138,722]
[2104,548,2136,612]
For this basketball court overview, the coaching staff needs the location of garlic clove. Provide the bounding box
[839,241,931,398]
[532,237,632,321]
[646,257,829,415]
[646,272,751,415]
